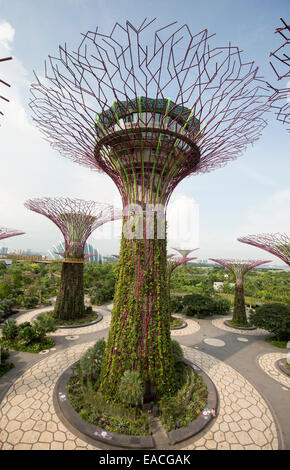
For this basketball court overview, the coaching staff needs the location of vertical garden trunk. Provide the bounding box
[233,279,248,326]
[99,219,175,399]
[54,261,85,321]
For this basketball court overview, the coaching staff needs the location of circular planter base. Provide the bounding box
[33,311,103,329]
[276,358,290,377]
[224,320,256,331]
[53,359,218,449]
[170,316,188,330]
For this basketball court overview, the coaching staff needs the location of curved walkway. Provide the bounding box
[258,353,290,389]
[171,315,200,337]
[212,317,271,337]
[0,343,278,450]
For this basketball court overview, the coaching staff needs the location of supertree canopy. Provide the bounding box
[238,233,290,267]
[268,18,290,130]
[0,56,12,118]
[24,197,116,320]
[0,227,25,241]
[29,19,271,399]
[167,255,197,286]
[209,259,271,326]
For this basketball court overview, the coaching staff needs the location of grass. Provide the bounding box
[265,336,288,349]
[0,337,54,353]
[285,362,290,371]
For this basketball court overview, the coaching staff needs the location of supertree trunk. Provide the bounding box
[54,260,85,321]
[99,218,175,399]
[233,279,247,326]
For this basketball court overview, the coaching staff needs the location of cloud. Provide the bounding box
[0,21,15,50]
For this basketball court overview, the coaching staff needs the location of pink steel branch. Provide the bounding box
[30,19,271,206]
[24,197,118,257]
[0,57,12,117]
[268,18,290,130]
[209,258,271,286]
[238,233,290,267]
[0,227,25,241]
[168,256,197,282]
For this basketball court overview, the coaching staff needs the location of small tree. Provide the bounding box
[250,303,290,340]
[118,370,143,407]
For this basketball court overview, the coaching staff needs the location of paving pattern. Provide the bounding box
[258,353,290,389]
[182,347,278,450]
[171,315,200,337]
[0,343,279,450]
[212,317,271,336]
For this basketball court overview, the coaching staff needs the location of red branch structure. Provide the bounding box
[238,233,290,267]
[0,57,12,117]
[268,18,290,130]
[0,227,25,241]
[209,258,271,325]
[24,197,118,320]
[168,255,197,284]
[29,19,272,398]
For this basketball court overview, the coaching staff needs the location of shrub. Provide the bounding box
[0,299,15,316]
[118,370,144,407]
[182,293,216,318]
[80,339,106,382]
[2,319,19,340]
[33,313,57,340]
[212,296,231,315]
[18,325,38,346]
[171,340,184,364]
[249,303,290,341]
[170,296,183,313]
[0,347,9,362]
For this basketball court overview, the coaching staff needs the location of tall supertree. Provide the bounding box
[209,259,271,326]
[238,233,290,267]
[24,197,117,320]
[168,255,197,286]
[268,18,290,131]
[0,227,25,241]
[171,247,199,272]
[29,19,270,398]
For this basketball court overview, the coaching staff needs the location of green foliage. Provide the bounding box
[170,296,183,313]
[67,363,150,436]
[171,340,184,364]
[250,303,290,340]
[181,293,216,318]
[80,339,106,382]
[85,263,116,305]
[265,337,288,349]
[2,319,18,340]
[159,366,207,431]
[18,325,38,345]
[118,370,144,407]
[212,295,231,315]
[33,313,58,340]
[0,336,54,353]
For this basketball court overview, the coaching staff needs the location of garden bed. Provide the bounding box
[0,336,54,353]
[54,357,217,449]
[276,358,290,377]
[170,316,187,330]
[224,319,256,331]
[34,310,103,329]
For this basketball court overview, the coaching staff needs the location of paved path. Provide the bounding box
[0,344,278,450]
[0,305,289,450]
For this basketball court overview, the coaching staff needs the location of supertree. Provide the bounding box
[209,259,271,326]
[0,56,12,118]
[268,18,290,131]
[29,19,271,398]
[168,254,197,284]
[24,197,117,320]
[171,247,198,272]
[238,233,290,267]
[0,227,25,241]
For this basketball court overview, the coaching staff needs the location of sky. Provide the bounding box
[0,0,289,264]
